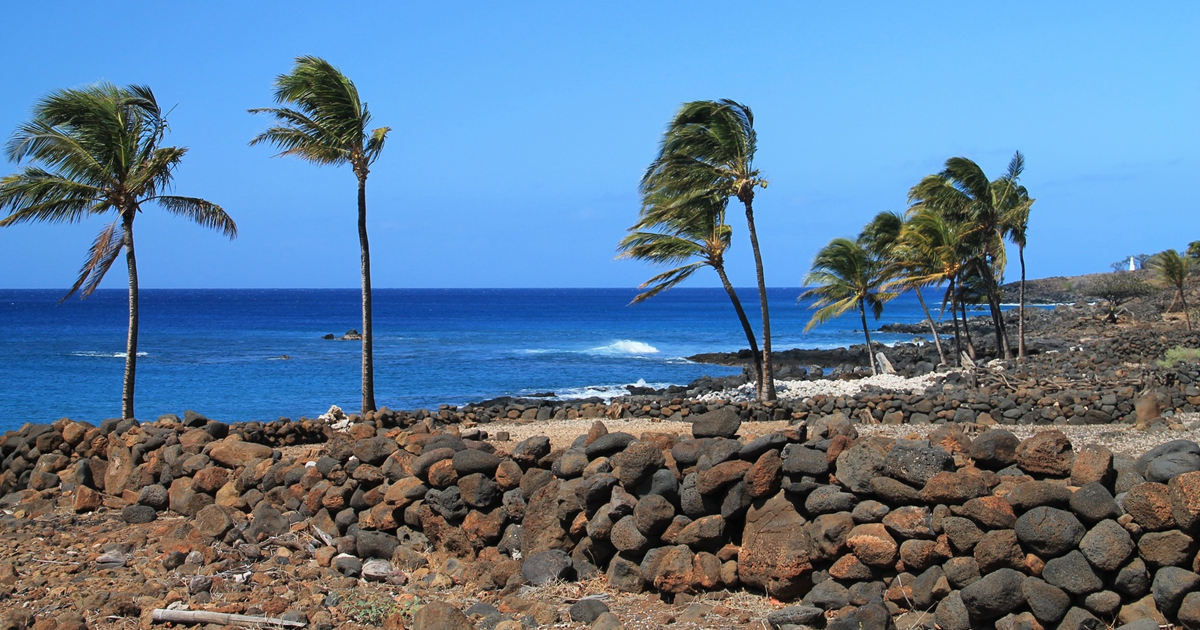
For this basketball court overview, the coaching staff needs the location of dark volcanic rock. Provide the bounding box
[1078,519,1135,572]
[883,440,954,486]
[1015,506,1085,557]
[961,568,1026,622]
[970,429,1020,469]
[691,407,741,439]
[1043,550,1103,595]
[522,549,574,585]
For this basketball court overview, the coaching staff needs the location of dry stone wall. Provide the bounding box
[3,404,1200,630]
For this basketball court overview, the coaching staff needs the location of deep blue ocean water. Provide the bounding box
[0,288,982,429]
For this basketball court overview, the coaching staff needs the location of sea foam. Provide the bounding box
[589,340,660,355]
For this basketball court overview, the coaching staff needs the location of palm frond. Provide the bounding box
[65,220,124,300]
[154,196,238,238]
[630,262,705,304]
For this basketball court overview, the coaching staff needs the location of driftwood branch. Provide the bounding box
[151,609,306,628]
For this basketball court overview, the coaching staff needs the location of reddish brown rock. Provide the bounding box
[956,495,1017,529]
[974,529,1024,572]
[1071,445,1115,487]
[745,450,782,498]
[427,459,459,489]
[1016,431,1074,477]
[738,493,813,599]
[1168,471,1200,531]
[103,441,134,495]
[829,554,874,581]
[696,460,752,495]
[168,477,213,517]
[847,523,899,568]
[494,459,523,490]
[920,471,989,504]
[72,486,102,513]
[900,537,951,571]
[653,545,697,594]
[1125,482,1177,531]
[191,467,230,495]
[208,439,273,468]
[463,508,507,548]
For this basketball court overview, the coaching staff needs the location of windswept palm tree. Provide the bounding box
[250,56,390,413]
[862,211,947,366]
[1000,179,1034,358]
[642,100,776,401]
[617,190,763,386]
[899,207,976,365]
[801,238,896,376]
[0,83,236,419]
[909,152,1027,359]
[1149,249,1194,331]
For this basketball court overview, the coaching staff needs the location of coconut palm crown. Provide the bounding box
[0,82,236,419]
[250,56,390,413]
[641,99,776,400]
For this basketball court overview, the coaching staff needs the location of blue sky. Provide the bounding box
[1,2,1197,289]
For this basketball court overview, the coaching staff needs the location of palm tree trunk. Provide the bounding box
[122,213,139,420]
[715,265,763,390]
[913,286,946,366]
[740,196,775,401]
[960,295,976,360]
[358,175,376,413]
[859,302,877,376]
[979,261,1010,359]
[1018,245,1027,359]
[1181,287,1192,332]
[947,278,963,367]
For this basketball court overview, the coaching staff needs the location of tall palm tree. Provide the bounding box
[909,153,1026,359]
[642,100,776,401]
[1000,182,1034,358]
[1149,249,1194,331]
[0,83,236,419]
[617,190,763,386]
[862,211,947,366]
[250,56,390,413]
[801,238,896,376]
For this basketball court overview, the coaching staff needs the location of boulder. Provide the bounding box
[691,407,741,439]
[1043,550,1103,595]
[411,602,473,630]
[960,568,1026,622]
[1015,431,1073,477]
[738,494,814,599]
[522,549,574,585]
[1078,519,1135,572]
[1015,506,1085,557]
[208,439,273,468]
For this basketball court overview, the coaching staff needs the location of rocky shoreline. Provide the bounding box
[3,292,1200,630]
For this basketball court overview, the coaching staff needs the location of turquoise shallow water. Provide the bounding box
[0,287,973,428]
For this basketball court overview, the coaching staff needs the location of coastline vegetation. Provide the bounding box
[0,83,236,420]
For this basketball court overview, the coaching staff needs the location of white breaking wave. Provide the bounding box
[550,378,675,400]
[71,351,148,358]
[588,340,660,355]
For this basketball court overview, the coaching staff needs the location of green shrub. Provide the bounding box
[1156,346,1200,368]
[340,591,398,626]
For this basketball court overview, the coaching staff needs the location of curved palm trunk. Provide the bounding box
[859,302,877,376]
[358,176,376,413]
[947,278,963,367]
[1180,287,1192,332]
[961,298,976,360]
[1018,246,1027,359]
[913,286,946,366]
[715,265,763,389]
[122,213,139,420]
[741,197,775,401]
[979,261,1010,359]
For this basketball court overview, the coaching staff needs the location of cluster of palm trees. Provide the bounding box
[1147,248,1196,332]
[803,153,1035,370]
[0,56,384,420]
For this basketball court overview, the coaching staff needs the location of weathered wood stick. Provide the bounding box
[151,609,307,627]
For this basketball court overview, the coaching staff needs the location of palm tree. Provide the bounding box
[250,56,390,413]
[0,83,236,419]
[862,211,947,366]
[642,100,776,401]
[899,207,976,366]
[801,237,896,376]
[1001,184,1034,358]
[1149,249,1194,331]
[617,190,763,386]
[909,153,1026,359]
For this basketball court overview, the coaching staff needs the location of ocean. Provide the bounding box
[0,288,983,429]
